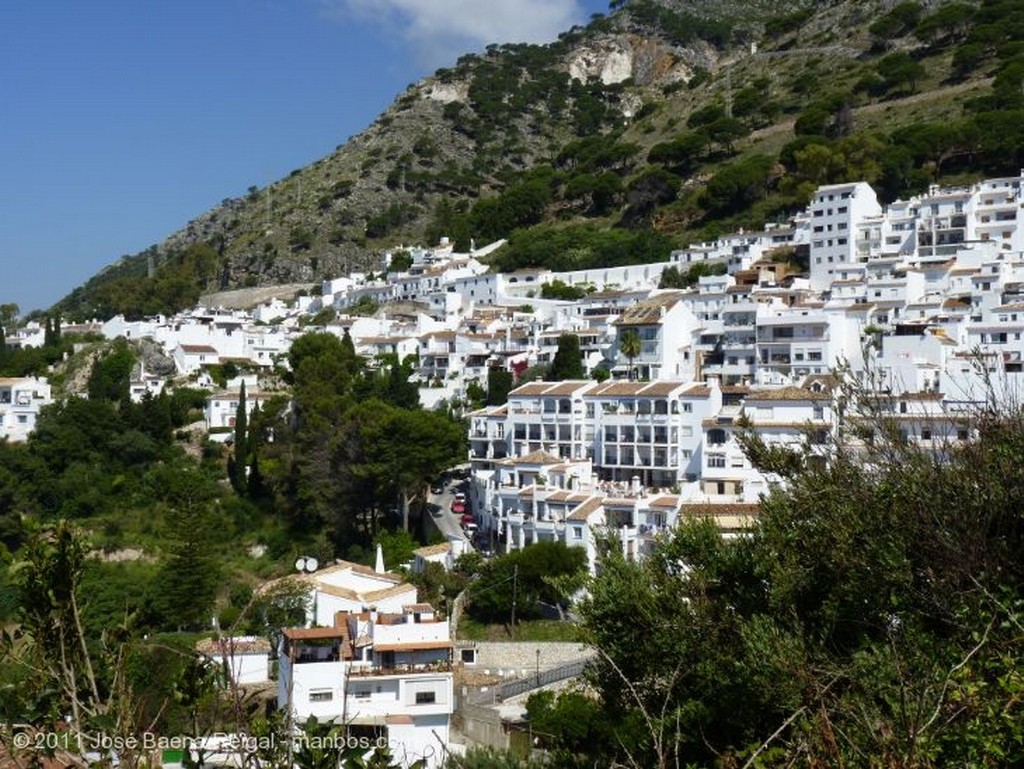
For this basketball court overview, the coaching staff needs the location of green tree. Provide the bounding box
[352,401,466,532]
[1,523,162,765]
[468,541,586,624]
[877,52,927,93]
[149,468,222,630]
[388,250,414,272]
[0,303,18,328]
[569,386,1024,767]
[547,333,585,380]
[486,366,514,406]
[87,338,134,403]
[618,329,641,380]
[232,381,248,493]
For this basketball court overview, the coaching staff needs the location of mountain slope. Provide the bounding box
[55,0,1024,319]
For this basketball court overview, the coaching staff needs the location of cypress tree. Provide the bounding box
[233,381,248,493]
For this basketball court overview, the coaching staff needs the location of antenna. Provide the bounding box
[294,556,319,573]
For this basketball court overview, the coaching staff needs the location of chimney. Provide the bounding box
[375,543,386,574]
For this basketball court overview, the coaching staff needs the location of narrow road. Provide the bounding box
[428,478,472,547]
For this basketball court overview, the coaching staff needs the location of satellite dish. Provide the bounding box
[295,557,308,573]
[306,557,319,573]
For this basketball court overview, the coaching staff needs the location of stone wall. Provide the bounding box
[453,641,591,679]
[453,702,510,752]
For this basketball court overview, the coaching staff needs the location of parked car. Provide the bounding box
[461,513,475,527]
[454,492,466,503]
[431,482,444,494]
[451,501,466,514]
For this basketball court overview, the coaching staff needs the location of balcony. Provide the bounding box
[347,661,451,678]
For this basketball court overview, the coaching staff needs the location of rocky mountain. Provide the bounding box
[54,0,1024,319]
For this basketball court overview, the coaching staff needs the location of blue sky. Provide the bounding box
[1,0,609,315]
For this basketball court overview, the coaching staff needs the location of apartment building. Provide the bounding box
[808,181,882,292]
[612,291,699,381]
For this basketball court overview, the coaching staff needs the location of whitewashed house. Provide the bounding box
[204,388,277,432]
[0,377,52,442]
[196,636,272,686]
[611,291,699,381]
[277,604,453,768]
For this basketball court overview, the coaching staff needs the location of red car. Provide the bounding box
[461,513,475,527]
[451,501,466,514]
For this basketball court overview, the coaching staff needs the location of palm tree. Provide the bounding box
[619,329,641,381]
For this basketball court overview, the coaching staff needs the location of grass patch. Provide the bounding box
[458,616,581,642]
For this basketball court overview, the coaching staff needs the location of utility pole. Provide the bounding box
[510,564,518,640]
[286,639,295,769]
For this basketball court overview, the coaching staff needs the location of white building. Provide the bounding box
[611,291,699,381]
[808,181,882,292]
[195,636,271,686]
[277,604,453,768]
[0,377,52,442]
[204,388,278,432]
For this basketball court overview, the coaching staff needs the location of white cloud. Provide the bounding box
[325,0,588,68]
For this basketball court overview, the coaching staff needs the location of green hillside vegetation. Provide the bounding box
[49,0,1024,320]
[0,330,465,733]
[524,386,1024,767]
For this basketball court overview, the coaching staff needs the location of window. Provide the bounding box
[354,690,371,700]
[572,526,583,539]
[708,455,726,468]
[682,402,692,413]
[461,648,477,664]
[309,690,333,703]
[921,428,932,441]
[415,691,437,704]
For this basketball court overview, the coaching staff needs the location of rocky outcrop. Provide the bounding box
[567,33,718,87]
[137,338,176,377]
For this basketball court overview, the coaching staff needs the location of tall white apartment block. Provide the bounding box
[809,182,881,291]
